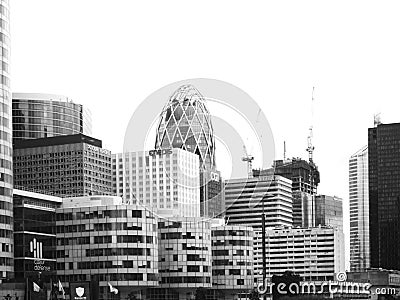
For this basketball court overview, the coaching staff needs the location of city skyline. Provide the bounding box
[6,0,400,282]
[11,4,400,270]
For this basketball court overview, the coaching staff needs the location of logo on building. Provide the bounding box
[149,149,172,157]
[76,287,85,297]
[30,238,42,259]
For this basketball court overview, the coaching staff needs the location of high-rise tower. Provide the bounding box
[155,85,224,218]
[155,85,215,170]
[253,158,320,227]
[0,0,13,279]
[349,146,370,272]
[368,123,400,269]
[12,93,92,141]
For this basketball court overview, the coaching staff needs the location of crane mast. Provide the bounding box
[306,87,315,163]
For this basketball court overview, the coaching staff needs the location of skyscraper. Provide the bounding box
[12,93,92,141]
[0,0,13,279]
[112,149,200,218]
[155,85,215,170]
[13,134,112,197]
[349,146,370,272]
[224,175,293,230]
[369,123,400,269]
[224,175,293,285]
[253,158,320,227]
[154,84,224,218]
[315,195,343,231]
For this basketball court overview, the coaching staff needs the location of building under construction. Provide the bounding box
[253,158,320,227]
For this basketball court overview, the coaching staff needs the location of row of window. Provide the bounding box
[160,276,210,284]
[68,260,152,270]
[212,269,252,276]
[57,209,143,221]
[58,273,155,283]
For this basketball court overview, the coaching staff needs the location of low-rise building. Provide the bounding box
[211,225,254,299]
[56,195,159,299]
[254,226,345,285]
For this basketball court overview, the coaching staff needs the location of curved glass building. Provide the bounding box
[12,93,92,141]
[155,85,215,170]
[0,0,13,279]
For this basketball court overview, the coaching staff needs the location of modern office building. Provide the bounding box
[253,158,320,228]
[13,134,112,197]
[154,84,224,218]
[200,168,224,218]
[224,175,293,230]
[112,149,200,218]
[13,189,62,282]
[0,0,13,280]
[12,93,92,141]
[155,84,215,170]
[56,195,159,300]
[211,225,254,298]
[254,226,345,283]
[368,122,400,269]
[315,195,343,231]
[349,146,370,272]
[152,217,212,299]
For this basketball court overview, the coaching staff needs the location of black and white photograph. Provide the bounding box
[0,1,399,299]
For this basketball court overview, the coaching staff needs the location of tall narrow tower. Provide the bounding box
[0,0,13,279]
[349,146,369,271]
[155,84,224,218]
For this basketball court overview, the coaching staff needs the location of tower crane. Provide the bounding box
[306,87,315,163]
[242,145,254,178]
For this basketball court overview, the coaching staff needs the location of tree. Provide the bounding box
[272,271,301,300]
[249,288,261,300]
[195,287,207,300]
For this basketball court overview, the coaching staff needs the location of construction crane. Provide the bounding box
[242,145,254,178]
[306,87,315,163]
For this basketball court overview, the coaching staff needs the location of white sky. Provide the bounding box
[11,0,400,270]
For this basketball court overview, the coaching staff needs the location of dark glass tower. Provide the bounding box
[368,123,400,269]
[0,0,13,280]
[155,85,224,217]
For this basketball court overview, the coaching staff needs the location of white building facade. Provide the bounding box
[224,175,293,230]
[349,146,370,272]
[112,149,200,218]
[254,226,345,285]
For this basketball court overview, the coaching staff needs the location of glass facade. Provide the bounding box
[155,84,215,171]
[12,93,92,141]
[157,218,212,289]
[56,200,159,299]
[13,189,61,282]
[368,123,400,269]
[0,0,13,280]
[211,226,254,290]
[349,146,370,272]
[315,195,343,231]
